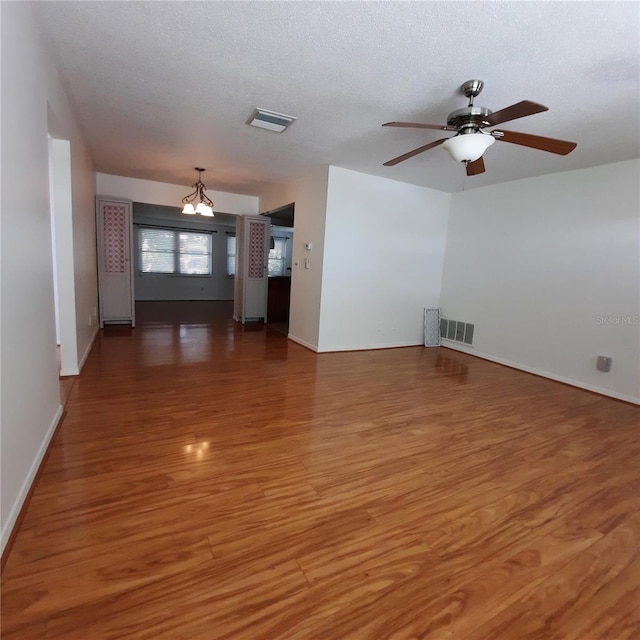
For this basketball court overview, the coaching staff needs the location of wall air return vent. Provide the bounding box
[440,318,475,346]
[446,319,457,340]
[247,108,296,133]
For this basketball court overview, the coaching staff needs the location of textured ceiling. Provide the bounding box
[35,1,639,195]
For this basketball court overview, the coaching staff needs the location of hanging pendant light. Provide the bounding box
[181,168,215,217]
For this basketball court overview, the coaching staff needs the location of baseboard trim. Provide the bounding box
[288,337,430,354]
[287,334,319,352]
[441,340,640,405]
[78,326,99,373]
[317,340,422,353]
[1,404,64,564]
[59,366,79,376]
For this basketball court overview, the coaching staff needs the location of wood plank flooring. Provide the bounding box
[2,300,639,639]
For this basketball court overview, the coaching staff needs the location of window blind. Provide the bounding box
[139,227,212,275]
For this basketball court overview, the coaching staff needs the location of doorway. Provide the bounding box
[263,203,294,335]
[47,135,79,376]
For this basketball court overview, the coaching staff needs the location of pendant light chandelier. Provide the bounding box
[181,167,214,217]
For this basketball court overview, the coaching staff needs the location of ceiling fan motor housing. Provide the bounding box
[461,79,484,99]
[447,106,493,133]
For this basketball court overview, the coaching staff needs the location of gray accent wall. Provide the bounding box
[133,202,237,301]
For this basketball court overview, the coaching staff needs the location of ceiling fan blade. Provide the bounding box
[484,101,548,127]
[494,129,577,155]
[466,156,485,176]
[383,138,449,166]
[383,121,457,131]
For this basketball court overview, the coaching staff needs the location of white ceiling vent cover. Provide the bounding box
[247,108,296,133]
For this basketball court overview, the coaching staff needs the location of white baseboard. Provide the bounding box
[441,340,640,405]
[78,326,99,373]
[288,337,428,354]
[317,340,422,353]
[60,366,79,376]
[287,334,319,352]
[1,404,64,554]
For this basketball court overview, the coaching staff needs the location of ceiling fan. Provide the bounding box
[382,80,577,176]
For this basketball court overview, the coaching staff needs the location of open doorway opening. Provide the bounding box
[131,202,238,324]
[263,203,294,335]
[47,135,79,377]
[48,136,61,356]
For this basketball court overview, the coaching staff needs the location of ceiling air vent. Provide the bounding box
[247,108,296,133]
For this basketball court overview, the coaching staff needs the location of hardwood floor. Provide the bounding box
[2,300,639,639]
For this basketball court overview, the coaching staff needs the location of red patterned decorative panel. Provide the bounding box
[248,221,265,278]
[103,205,127,274]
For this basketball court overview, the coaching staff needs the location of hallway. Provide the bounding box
[2,302,639,639]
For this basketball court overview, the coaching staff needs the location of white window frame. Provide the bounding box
[138,226,213,276]
[226,233,236,276]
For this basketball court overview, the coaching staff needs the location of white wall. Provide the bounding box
[70,133,99,370]
[260,166,330,350]
[1,3,96,551]
[318,166,450,351]
[46,72,98,376]
[440,159,640,404]
[96,173,259,216]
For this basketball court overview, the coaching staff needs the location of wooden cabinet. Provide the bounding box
[267,277,291,323]
[96,197,135,327]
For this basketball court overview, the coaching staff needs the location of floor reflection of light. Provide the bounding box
[179,324,211,364]
[184,441,210,460]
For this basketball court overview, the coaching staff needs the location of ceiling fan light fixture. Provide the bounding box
[382,81,575,175]
[442,133,495,163]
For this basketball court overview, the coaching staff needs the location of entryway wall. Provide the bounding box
[1,2,98,555]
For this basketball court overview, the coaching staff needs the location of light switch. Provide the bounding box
[304,257,310,269]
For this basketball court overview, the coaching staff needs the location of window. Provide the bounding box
[268,237,287,277]
[226,234,236,276]
[139,227,212,275]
